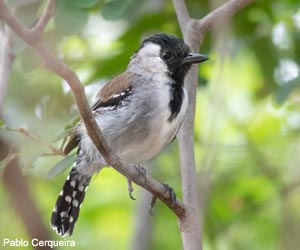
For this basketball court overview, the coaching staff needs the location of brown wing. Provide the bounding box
[63,71,134,155]
[91,71,135,111]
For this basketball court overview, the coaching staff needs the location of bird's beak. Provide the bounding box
[182,53,209,65]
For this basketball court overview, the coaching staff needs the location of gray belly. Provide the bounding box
[78,84,187,165]
[78,105,181,164]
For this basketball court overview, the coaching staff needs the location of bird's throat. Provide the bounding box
[168,82,184,122]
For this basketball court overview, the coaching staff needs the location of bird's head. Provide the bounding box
[128,33,208,84]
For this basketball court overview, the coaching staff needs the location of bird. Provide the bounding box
[50,33,208,237]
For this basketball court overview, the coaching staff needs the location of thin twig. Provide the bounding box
[30,0,56,36]
[5,126,64,156]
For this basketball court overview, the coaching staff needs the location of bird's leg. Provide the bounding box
[127,164,147,200]
[149,183,176,215]
[127,178,136,200]
[133,164,147,176]
[163,183,176,207]
[149,195,157,216]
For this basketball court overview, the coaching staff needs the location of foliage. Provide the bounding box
[47,154,76,178]
[1,0,300,250]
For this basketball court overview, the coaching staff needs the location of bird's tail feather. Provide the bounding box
[50,167,91,236]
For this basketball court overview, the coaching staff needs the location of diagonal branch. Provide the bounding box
[0,0,56,43]
[0,0,186,219]
[196,0,254,35]
[30,0,56,36]
[0,2,32,42]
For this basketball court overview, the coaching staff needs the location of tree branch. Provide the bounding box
[196,0,254,35]
[0,0,186,219]
[30,0,56,36]
[172,0,254,249]
[131,190,154,250]
[172,0,191,37]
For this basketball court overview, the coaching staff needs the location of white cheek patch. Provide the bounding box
[139,43,161,57]
[128,42,169,78]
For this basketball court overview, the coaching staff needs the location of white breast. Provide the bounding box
[119,85,188,163]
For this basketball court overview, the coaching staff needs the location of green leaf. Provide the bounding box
[0,119,5,128]
[274,79,300,105]
[102,0,129,20]
[54,0,89,34]
[69,0,99,8]
[47,154,76,179]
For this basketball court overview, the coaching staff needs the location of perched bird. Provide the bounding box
[50,33,208,236]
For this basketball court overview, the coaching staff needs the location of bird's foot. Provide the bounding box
[149,195,157,216]
[132,164,147,177]
[149,183,176,215]
[127,178,136,200]
[163,183,176,207]
[127,164,147,200]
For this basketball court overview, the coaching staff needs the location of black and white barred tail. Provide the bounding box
[50,167,91,236]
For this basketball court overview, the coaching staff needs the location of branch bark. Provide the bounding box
[30,0,56,36]
[172,0,191,36]
[196,0,254,35]
[131,190,154,250]
[172,0,254,249]
[0,0,186,219]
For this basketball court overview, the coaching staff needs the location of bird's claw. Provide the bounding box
[163,183,176,207]
[149,195,157,216]
[148,183,176,216]
[127,179,136,200]
[133,164,147,177]
[127,164,147,200]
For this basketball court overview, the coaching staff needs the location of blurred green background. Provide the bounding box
[1,0,300,249]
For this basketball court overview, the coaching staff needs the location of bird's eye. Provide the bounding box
[162,52,172,60]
